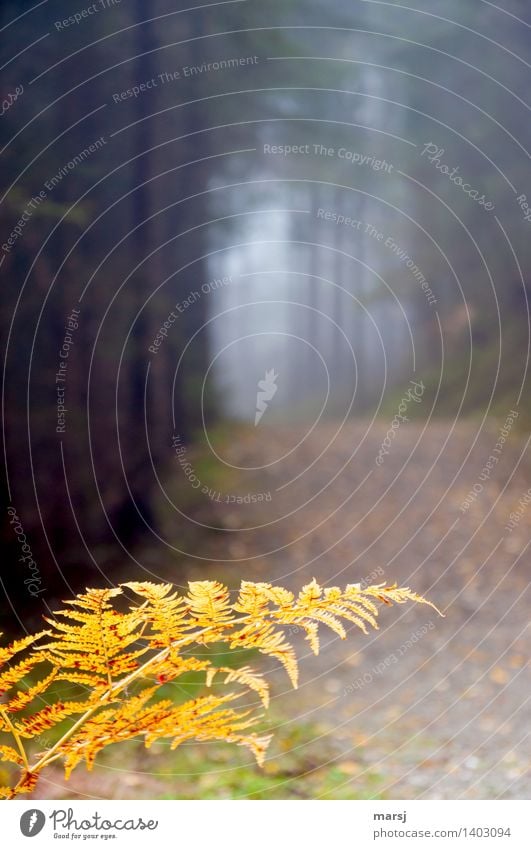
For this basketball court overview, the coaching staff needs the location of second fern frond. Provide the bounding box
[0,578,442,798]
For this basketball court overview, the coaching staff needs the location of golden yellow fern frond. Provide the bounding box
[52,671,108,690]
[0,656,43,693]
[63,587,123,611]
[62,689,265,776]
[142,693,268,763]
[229,620,299,687]
[41,588,147,690]
[143,655,211,688]
[61,687,165,777]
[186,581,233,629]
[0,631,48,667]
[0,632,51,714]
[122,581,190,651]
[262,584,295,609]
[14,700,89,740]
[206,665,270,708]
[0,575,441,797]
[233,581,276,617]
[10,771,38,796]
[0,744,25,766]
[357,583,442,612]
[263,580,380,653]
[2,670,57,714]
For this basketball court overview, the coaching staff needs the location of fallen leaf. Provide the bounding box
[489,667,509,685]
[337,760,358,775]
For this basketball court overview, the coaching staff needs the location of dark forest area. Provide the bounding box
[1,0,295,618]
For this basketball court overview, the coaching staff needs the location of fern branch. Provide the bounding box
[20,624,218,781]
[1,577,441,797]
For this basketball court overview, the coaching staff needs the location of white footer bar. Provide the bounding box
[3,800,528,848]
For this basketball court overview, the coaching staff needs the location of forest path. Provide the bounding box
[196,418,531,799]
[32,420,530,800]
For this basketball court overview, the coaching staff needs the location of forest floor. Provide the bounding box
[30,420,530,800]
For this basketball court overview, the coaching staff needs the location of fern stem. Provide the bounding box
[14,616,257,786]
[0,707,30,771]
[103,616,249,700]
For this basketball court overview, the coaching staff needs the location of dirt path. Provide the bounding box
[32,420,530,800]
[194,419,531,799]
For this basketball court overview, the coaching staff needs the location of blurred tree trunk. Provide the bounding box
[114,0,160,543]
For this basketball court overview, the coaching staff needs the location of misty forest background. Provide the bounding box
[2,0,531,803]
[1,0,530,622]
